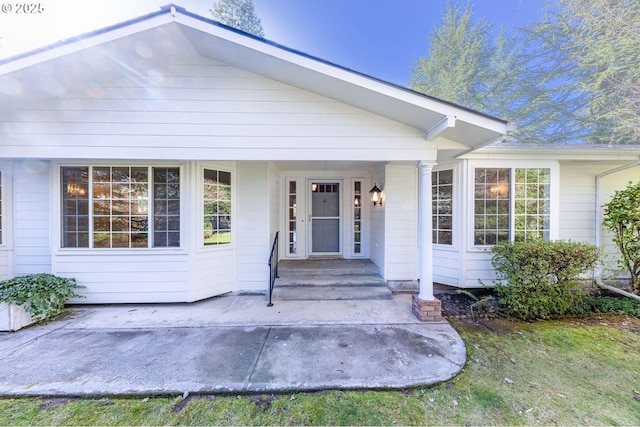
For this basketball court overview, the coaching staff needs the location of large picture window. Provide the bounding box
[474,167,550,246]
[61,166,180,249]
[432,170,453,245]
[203,169,232,246]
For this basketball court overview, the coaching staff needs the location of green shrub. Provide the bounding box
[0,273,84,324]
[602,181,640,295]
[490,240,599,320]
[588,295,640,317]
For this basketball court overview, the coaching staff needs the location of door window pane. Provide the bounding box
[353,181,362,253]
[287,180,297,254]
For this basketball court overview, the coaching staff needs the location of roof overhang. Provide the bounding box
[0,4,509,152]
[460,143,640,161]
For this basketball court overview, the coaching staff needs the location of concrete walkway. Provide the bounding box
[0,294,466,396]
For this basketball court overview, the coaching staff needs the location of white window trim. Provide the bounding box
[466,160,560,251]
[52,160,187,255]
[432,164,461,251]
[350,177,367,258]
[197,161,236,253]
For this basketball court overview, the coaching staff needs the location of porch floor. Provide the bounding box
[272,259,392,301]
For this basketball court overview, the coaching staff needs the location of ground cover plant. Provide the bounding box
[1,313,638,426]
[0,274,84,324]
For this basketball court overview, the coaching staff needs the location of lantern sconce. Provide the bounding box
[369,183,383,207]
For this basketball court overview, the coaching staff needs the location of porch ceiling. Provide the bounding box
[274,160,388,172]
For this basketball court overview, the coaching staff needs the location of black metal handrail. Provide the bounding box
[267,231,279,307]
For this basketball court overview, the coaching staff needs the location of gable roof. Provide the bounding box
[0,4,509,149]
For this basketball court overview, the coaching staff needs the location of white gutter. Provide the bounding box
[594,160,640,289]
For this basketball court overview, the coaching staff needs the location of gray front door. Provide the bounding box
[311,182,340,253]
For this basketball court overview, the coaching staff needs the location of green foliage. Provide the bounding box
[490,240,599,319]
[602,181,640,295]
[0,274,84,323]
[210,0,265,37]
[456,290,496,318]
[521,0,640,144]
[588,295,640,316]
[409,1,528,122]
[412,0,640,144]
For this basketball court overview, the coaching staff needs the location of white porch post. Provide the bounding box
[418,161,435,301]
[413,161,441,321]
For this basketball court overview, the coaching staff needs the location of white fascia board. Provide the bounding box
[460,146,640,161]
[0,14,175,75]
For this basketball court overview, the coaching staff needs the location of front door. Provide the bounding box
[310,181,340,254]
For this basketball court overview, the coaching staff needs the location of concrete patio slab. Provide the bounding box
[0,294,466,396]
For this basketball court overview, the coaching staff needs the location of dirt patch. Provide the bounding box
[439,291,640,333]
[439,291,496,319]
[570,315,640,333]
[38,398,75,410]
[248,394,276,411]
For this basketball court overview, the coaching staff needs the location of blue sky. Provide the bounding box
[0,0,547,87]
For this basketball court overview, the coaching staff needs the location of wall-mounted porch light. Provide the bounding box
[369,183,382,206]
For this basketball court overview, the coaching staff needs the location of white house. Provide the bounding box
[0,5,638,320]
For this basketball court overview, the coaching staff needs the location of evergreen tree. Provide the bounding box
[409,2,532,142]
[524,0,640,144]
[211,0,265,38]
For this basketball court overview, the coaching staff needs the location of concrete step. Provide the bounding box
[277,259,380,277]
[275,275,387,287]
[270,285,393,301]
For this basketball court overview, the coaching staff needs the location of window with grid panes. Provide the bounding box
[473,167,551,245]
[432,170,453,245]
[61,166,180,248]
[203,169,232,246]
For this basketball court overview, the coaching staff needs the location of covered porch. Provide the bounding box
[265,159,441,320]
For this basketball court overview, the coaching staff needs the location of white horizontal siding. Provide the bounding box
[558,162,602,243]
[1,57,431,161]
[190,249,234,301]
[433,248,461,286]
[383,164,418,281]
[0,161,12,281]
[268,162,280,259]
[236,162,269,292]
[369,165,386,274]
[13,161,51,276]
[461,251,496,288]
[55,254,190,304]
[0,251,11,281]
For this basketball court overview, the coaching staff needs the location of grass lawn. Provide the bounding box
[1,316,639,425]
